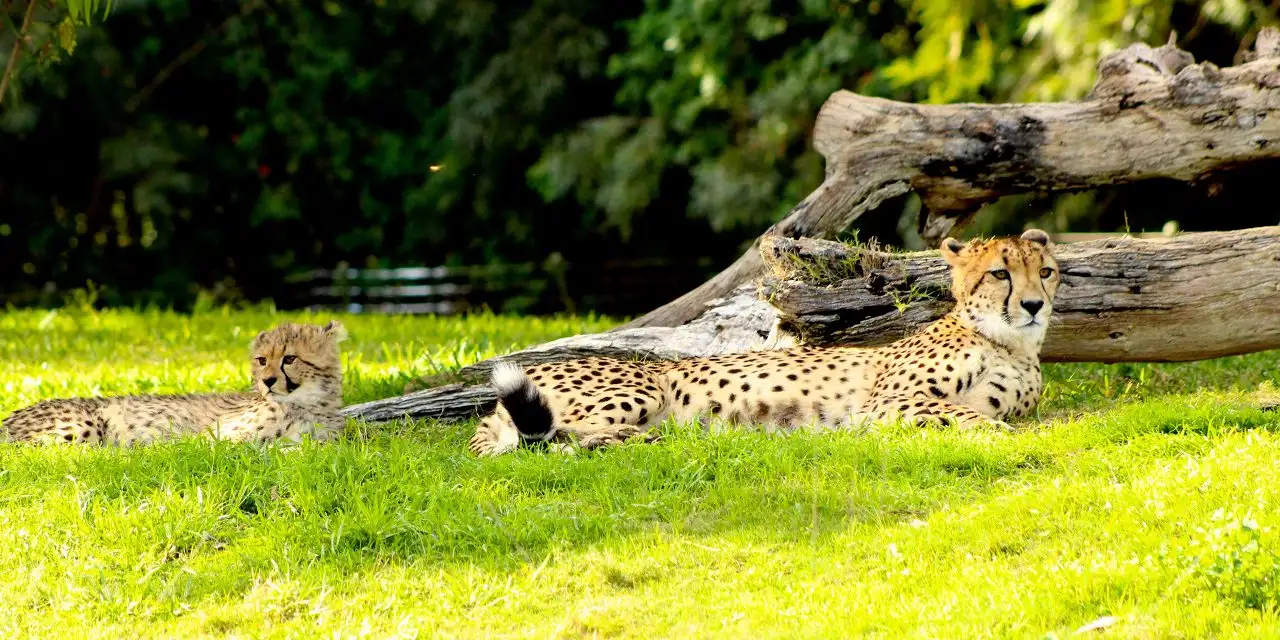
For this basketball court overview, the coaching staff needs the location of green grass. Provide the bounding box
[1,308,1279,638]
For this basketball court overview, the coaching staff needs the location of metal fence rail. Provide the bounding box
[281,258,715,316]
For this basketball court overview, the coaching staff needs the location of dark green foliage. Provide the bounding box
[531,0,906,235]
[0,0,1274,311]
[0,0,724,311]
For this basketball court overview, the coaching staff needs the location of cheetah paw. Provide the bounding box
[577,434,620,451]
[547,441,578,455]
[987,419,1015,431]
[578,429,659,451]
[956,419,1013,432]
[468,433,499,456]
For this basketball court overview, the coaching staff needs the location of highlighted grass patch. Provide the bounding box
[0,309,1277,637]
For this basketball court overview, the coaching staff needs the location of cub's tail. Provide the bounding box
[490,362,556,442]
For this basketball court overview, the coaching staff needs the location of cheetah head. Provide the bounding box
[941,229,1060,350]
[249,320,348,404]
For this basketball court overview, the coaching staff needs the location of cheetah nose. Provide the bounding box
[1021,299,1044,317]
[263,377,278,389]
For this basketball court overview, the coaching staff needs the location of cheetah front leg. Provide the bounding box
[859,393,1013,431]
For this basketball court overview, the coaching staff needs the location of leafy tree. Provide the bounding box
[1,0,719,312]
[532,0,908,238]
[0,0,1274,313]
[1,0,116,105]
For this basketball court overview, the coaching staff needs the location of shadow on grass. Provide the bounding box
[0,391,1275,611]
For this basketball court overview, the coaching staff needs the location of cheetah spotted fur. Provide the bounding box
[469,229,1062,455]
[3,321,348,445]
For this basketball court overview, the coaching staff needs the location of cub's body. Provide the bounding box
[4,321,347,445]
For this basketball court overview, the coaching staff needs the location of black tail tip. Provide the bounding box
[491,362,555,440]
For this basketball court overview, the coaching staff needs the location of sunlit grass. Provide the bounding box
[0,308,1277,637]
[0,307,613,409]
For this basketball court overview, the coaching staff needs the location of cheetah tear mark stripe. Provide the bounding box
[490,363,555,441]
[284,356,317,392]
[1001,279,1013,321]
[285,355,324,392]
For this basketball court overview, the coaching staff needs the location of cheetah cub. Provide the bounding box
[3,321,348,445]
[470,229,1060,455]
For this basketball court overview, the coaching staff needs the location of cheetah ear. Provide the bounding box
[940,237,967,265]
[323,320,348,343]
[1021,228,1051,247]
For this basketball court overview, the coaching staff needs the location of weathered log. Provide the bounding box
[341,383,497,423]
[343,288,789,422]
[760,226,1280,363]
[619,28,1280,330]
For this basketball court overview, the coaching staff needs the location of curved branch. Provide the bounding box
[0,0,38,106]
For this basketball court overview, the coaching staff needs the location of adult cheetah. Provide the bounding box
[3,321,348,445]
[470,229,1060,455]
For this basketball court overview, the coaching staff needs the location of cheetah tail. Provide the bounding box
[490,362,556,442]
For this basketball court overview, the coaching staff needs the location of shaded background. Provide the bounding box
[0,0,1276,316]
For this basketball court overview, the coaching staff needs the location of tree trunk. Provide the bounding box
[759,226,1280,363]
[618,28,1280,330]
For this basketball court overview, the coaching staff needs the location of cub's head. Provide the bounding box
[941,229,1060,349]
[250,320,348,404]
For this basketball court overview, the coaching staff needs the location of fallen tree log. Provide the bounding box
[759,226,1280,363]
[619,28,1280,330]
[343,30,1280,424]
[342,287,789,422]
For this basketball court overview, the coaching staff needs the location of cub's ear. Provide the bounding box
[1021,228,1051,247]
[323,320,349,343]
[940,237,968,266]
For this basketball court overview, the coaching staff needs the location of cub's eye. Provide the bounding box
[282,355,297,365]
[991,269,1010,280]
[1039,267,1055,278]
[255,357,267,366]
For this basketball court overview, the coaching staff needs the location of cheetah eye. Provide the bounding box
[282,355,297,365]
[1039,267,1055,278]
[255,357,267,366]
[990,269,1010,280]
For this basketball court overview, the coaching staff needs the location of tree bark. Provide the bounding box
[619,27,1280,330]
[759,226,1280,363]
[342,382,498,424]
[0,0,39,107]
[344,286,789,422]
